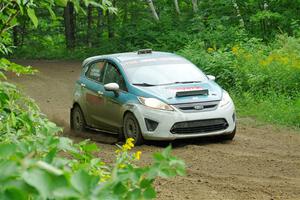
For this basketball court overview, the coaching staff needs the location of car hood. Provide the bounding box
[134,81,223,104]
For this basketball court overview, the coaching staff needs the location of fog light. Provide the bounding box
[145,118,159,131]
[232,113,236,122]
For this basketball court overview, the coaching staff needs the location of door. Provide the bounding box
[83,60,107,129]
[101,61,128,132]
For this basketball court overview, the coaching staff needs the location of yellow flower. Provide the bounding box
[232,46,239,55]
[244,53,252,60]
[134,151,142,160]
[259,60,268,66]
[207,47,214,53]
[278,56,289,65]
[127,138,134,145]
[118,164,126,169]
[122,138,135,151]
[100,174,111,182]
[122,144,130,151]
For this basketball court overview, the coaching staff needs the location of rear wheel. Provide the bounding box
[71,106,86,133]
[123,113,144,145]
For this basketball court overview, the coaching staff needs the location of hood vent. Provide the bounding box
[176,89,209,97]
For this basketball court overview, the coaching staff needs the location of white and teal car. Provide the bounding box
[70,50,236,145]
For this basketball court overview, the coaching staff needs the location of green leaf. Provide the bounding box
[82,143,99,153]
[36,161,63,176]
[0,160,19,181]
[70,170,98,195]
[113,182,127,195]
[153,153,164,161]
[162,145,172,157]
[53,187,80,198]
[176,165,186,176]
[127,189,141,200]
[2,187,28,200]
[26,8,38,27]
[44,148,57,163]
[58,137,77,152]
[23,168,69,199]
[23,168,53,199]
[56,0,68,7]
[0,143,17,158]
[47,7,56,19]
[143,186,156,199]
[140,179,154,189]
[0,71,6,79]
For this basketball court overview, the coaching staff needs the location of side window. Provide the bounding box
[103,63,126,91]
[86,61,105,82]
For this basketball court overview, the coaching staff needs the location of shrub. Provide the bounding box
[178,35,300,127]
[179,35,300,97]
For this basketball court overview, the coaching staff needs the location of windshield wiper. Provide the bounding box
[161,81,202,85]
[132,83,157,87]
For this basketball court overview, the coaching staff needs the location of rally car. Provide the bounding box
[70,49,236,145]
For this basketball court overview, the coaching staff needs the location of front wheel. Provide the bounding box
[220,126,236,140]
[123,113,144,146]
[70,106,86,133]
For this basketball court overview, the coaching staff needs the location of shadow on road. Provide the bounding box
[64,128,232,148]
[145,136,232,148]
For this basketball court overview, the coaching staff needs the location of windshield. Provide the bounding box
[124,63,208,86]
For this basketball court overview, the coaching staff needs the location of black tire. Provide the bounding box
[220,126,236,140]
[70,105,86,133]
[123,113,144,145]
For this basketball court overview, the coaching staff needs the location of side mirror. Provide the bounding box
[104,83,119,96]
[207,75,216,81]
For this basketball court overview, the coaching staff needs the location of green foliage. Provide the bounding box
[234,93,300,128]
[180,35,300,96]
[179,35,300,127]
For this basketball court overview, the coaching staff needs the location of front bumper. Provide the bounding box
[131,102,236,141]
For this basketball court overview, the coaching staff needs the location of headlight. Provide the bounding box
[219,90,232,107]
[138,97,174,111]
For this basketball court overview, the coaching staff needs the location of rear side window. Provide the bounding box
[86,61,105,82]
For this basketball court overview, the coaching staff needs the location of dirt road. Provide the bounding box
[8,60,300,200]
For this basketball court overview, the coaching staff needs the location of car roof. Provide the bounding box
[82,51,181,67]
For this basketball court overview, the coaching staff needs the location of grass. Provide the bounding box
[233,92,300,129]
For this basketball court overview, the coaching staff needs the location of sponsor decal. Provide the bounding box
[167,86,204,91]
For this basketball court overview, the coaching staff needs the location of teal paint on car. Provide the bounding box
[70,50,236,145]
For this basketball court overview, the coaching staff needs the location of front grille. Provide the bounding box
[170,118,228,134]
[172,101,219,113]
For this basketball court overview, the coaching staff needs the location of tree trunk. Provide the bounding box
[64,2,75,49]
[232,0,245,28]
[146,0,159,21]
[87,5,92,47]
[107,0,116,38]
[107,11,114,38]
[192,0,198,13]
[97,8,103,39]
[12,26,19,46]
[174,0,180,14]
[123,0,128,24]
